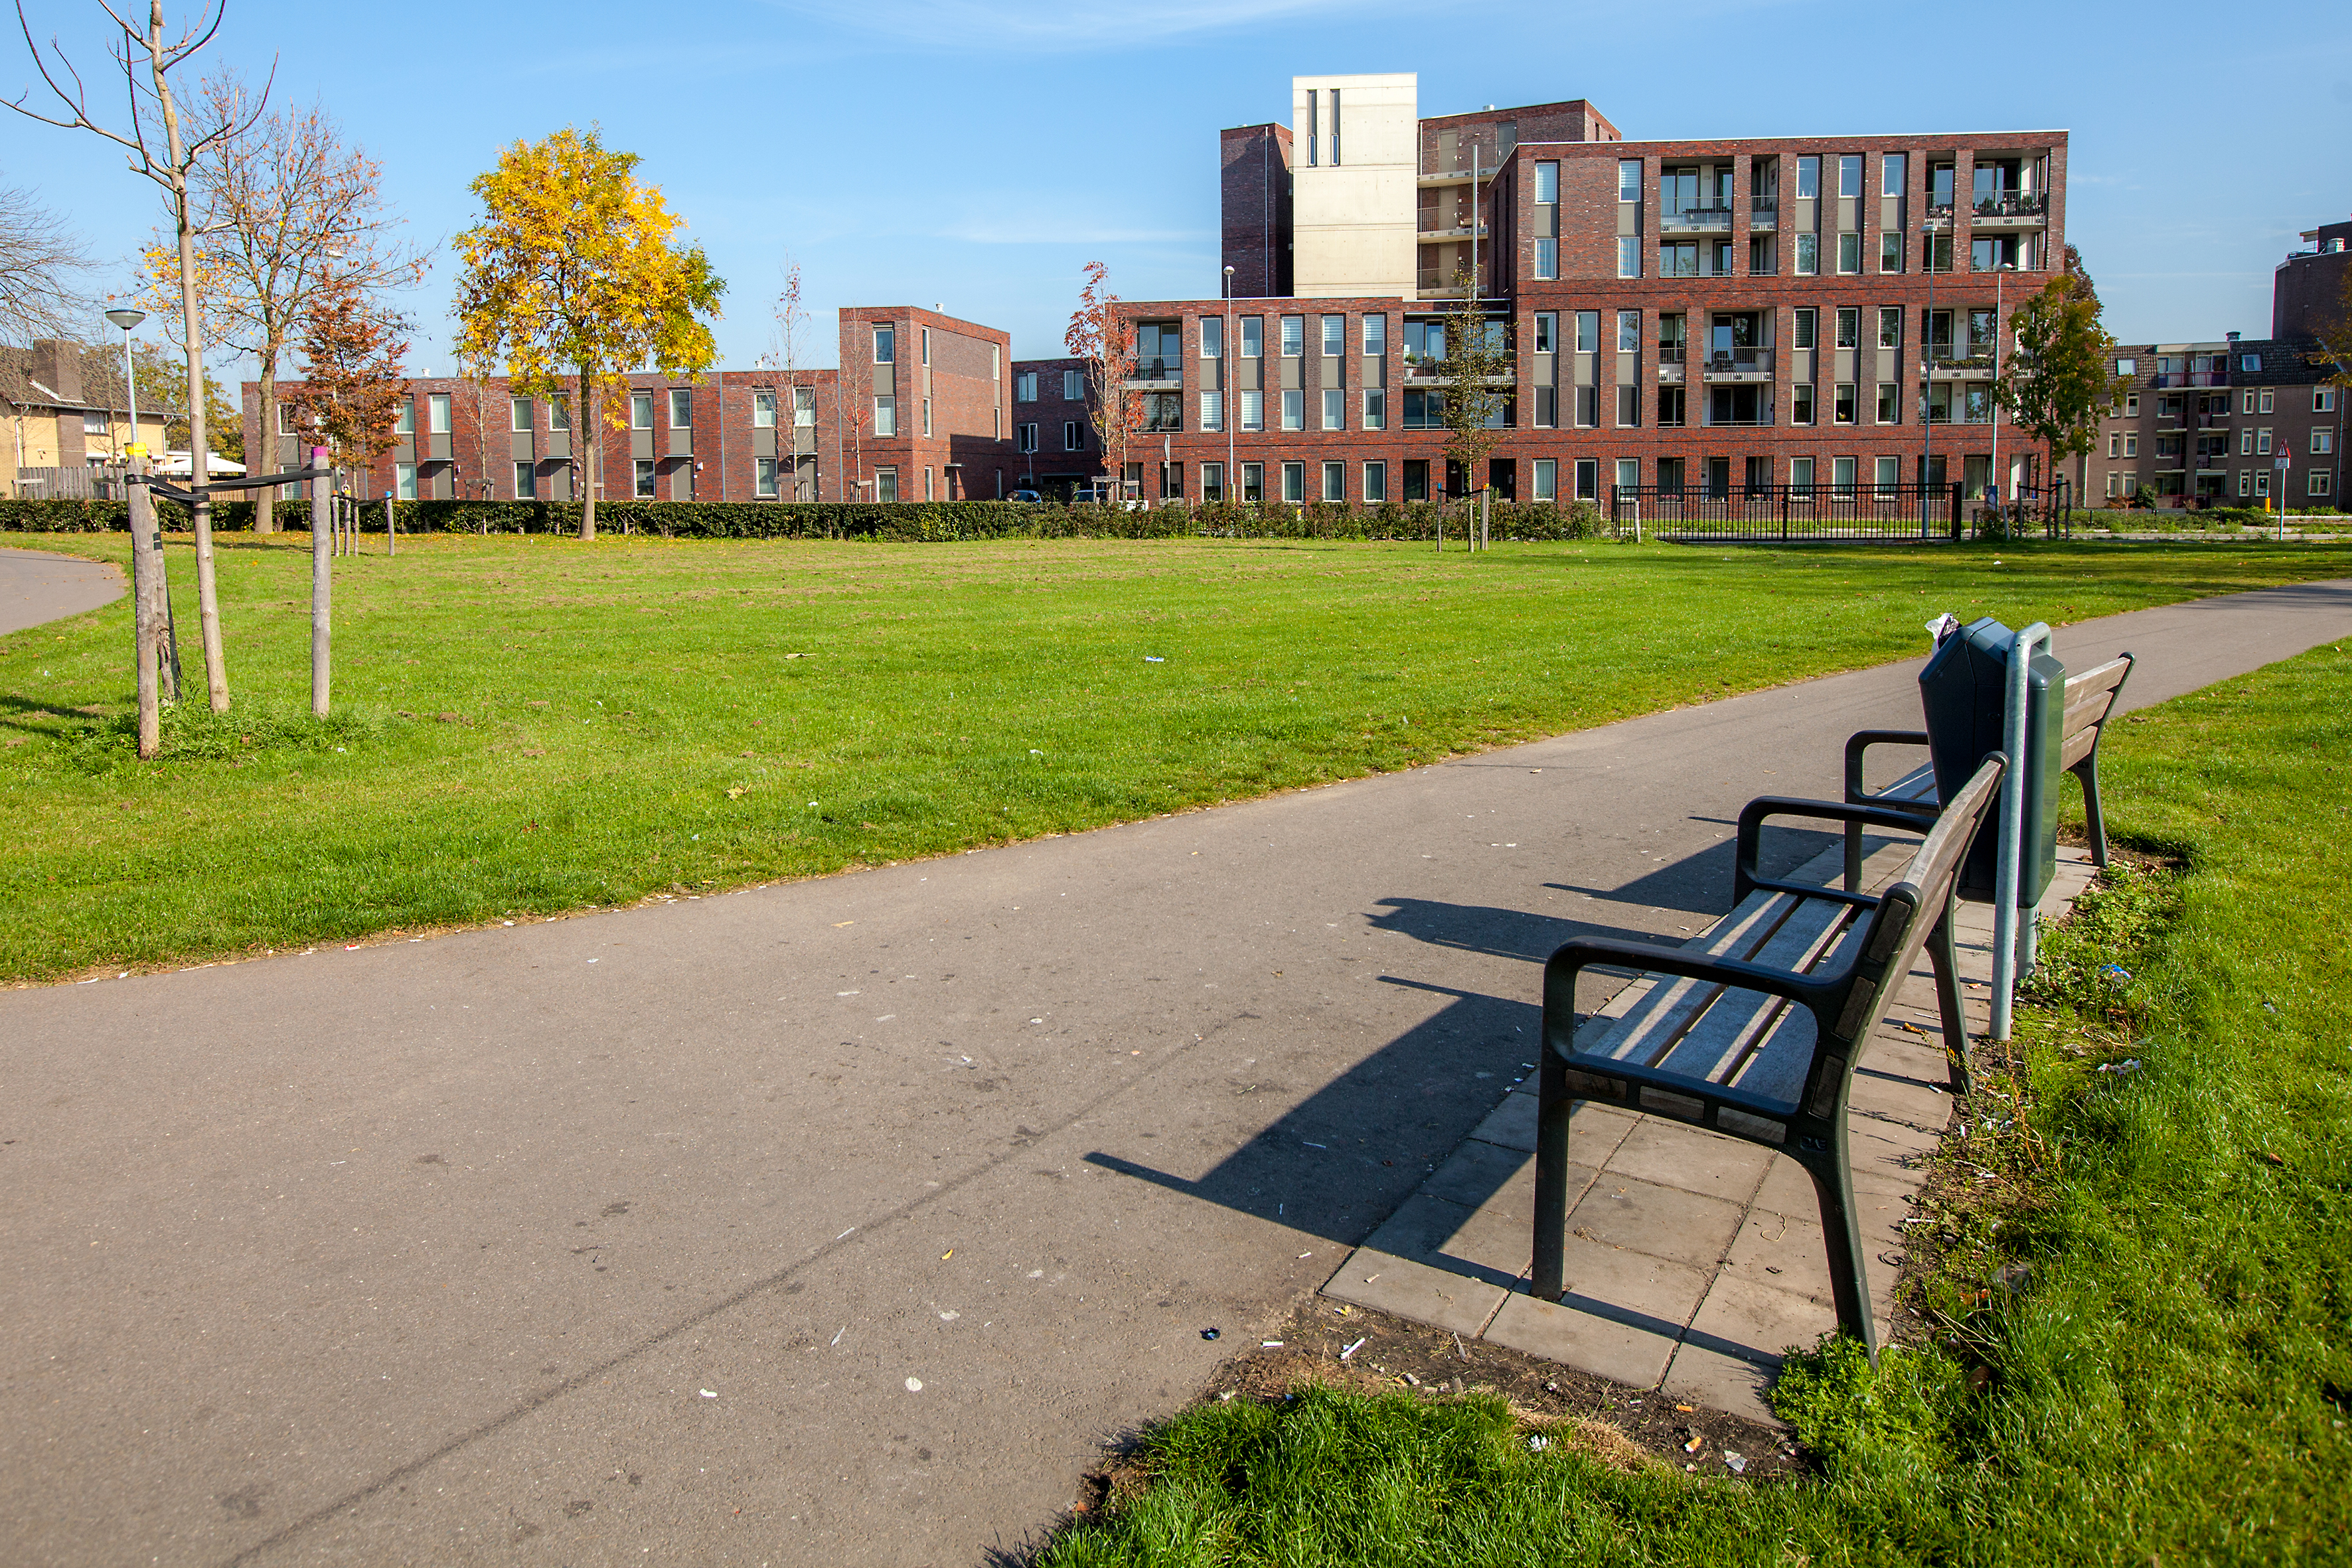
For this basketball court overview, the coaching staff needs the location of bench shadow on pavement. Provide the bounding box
[1085,826,1853,1251]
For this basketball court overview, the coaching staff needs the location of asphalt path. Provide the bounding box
[3,578,2347,1567]
[0,546,123,637]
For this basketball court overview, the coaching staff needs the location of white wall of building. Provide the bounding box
[1291,73,1417,299]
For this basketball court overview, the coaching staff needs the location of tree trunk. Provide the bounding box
[310,444,331,716]
[578,368,597,542]
[254,360,277,534]
[127,460,161,759]
[161,88,229,711]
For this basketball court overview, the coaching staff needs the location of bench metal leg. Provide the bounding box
[1531,1051,1575,1303]
[1802,1129,1878,1358]
[2075,759,2110,868]
[1927,897,1971,1097]
[1843,821,1864,894]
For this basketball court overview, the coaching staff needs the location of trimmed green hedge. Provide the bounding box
[0,494,1608,544]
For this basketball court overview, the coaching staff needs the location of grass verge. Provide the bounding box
[1033,638,2352,1567]
[1,530,2343,983]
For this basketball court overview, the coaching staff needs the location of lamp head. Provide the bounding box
[104,306,147,332]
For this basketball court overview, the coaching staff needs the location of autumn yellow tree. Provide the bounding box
[142,70,426,533]
[453,127,724,540]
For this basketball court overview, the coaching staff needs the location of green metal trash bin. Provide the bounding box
[1920,616,2065,905]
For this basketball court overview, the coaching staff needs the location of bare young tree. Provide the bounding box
[834,310,874,503]
[1065,261,1137,498]
[0,180,95,341]
[772,257,809,499]
[7,0,268,721]
[144,69,426,533]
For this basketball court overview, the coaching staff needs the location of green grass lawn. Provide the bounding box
[1036,638,2352,1567]
[0,529,2341,984]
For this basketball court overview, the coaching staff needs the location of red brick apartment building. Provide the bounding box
[1114,73,2067,509]
[252,76,2078,512]
[246,308,1016,505]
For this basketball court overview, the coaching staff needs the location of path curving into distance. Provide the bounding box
[0,546,125,637]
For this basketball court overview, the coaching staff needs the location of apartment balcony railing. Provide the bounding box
[1699,346,1772,380]
[1926,199,1957,222]
[1124,356,1183,385]
[2152,370,2229,388]
[1927,348,1996,376]
[1416,224,1487,241]
[1972,191,2049,221]
[1400,350,1516,384]
[1748,196,1779,225]
[1660,205,1735,232]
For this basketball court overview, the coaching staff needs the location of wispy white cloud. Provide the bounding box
[764,0,1387,51]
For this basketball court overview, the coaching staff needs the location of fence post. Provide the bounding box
[1949,481,1962,540]
[384,493,396,558]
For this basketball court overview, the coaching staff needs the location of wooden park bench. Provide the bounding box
[1530,754,2009,1356]
[1841,653,2136,889]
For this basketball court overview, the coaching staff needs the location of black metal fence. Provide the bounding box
[1609,483,1964,541]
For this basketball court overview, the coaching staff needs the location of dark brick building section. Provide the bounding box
[1220,123,1293,301]
[2274,218,2349,341]
[1008,356,1101,497]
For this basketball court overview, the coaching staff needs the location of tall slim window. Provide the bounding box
[1835,383,1857,424]
[1616,386,1640,427]
[1878,307,1901,349]
[551,398,570,431]
[1201,390,1223,431]
[1575,311,1599,353]
[1881,152,1906,196]
[1535,160,1559,204]
[1064,421,1082,450]
[1877,383,1900,424]
[1281,388,1302,430]
[1363,314,1386,354]
[1832,456,1857,495]
[755,458,778,498]
[1330,88,1340,165]
[1793,307,1816,349]
[634,459,655,497]
[1063,369,1083,401]
[1873,455,1899,495]
[1792,384,1816,425]
[1838,155,1862,198]
[394,461,416,498]
[1618,159,1642,202]
[428,393,451,433]
[1280,315,1304,356]
[1616,236,1640,278]
[875,396,896,436]
[514,461,536,499]
[1837,232,1861,274]
[1016,372,1038,401]
[1362,387,1385,429]
[922,398,932,437]
[1362,461,1387,502]
[1879,232,1903,273]
[1241,389,1264,431]
[510,396,532,431]
[1794,233,1819,275]
[1016,423,1038,453]
[1533,238,1557,279]
[1202,461,1225,503]
[1795,156,1819,198]
[1790,456,1815,492]
[919,327,930,365]
[630,393,653,429]
[1201,317,1222,358]
[1533,312,1556,353]
[873,327,894,364]
[875,467,898,501]
[1531,457,1557,501]
[1614,458,1639,495]
[1282,461,1305,503]
[1322,388,1343,431]
[1241,462,1263,503]
[1618,310,1640,352]
[794,388,815,427]
[394,400,414,435]
[753,390,777,428]
[1306,87,1318,167]
[1836,307,1859,349]
[669,388,692,427]
[1321,460,1344,503]
[1321,314,1344,356]
[1241,316,1263,358]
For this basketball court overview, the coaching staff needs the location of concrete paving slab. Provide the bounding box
[1568,1174,1748,1269]
[1421,1134,1536,1210]
[1604,1118,1777,1202]
[1320,1249,1508,1338]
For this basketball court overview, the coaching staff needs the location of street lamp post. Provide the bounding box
[1921,222,1936,536]
[1222,264,1235,512]
[104,306,147,470]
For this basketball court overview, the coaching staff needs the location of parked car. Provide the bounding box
[1008,489,1044,505]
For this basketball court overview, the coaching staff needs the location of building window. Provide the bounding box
[1576,386,1600,428]
[509,396,532,432]
[394,461,416,499]
[1792,234,1818,276]
[513,461,535,499]
[1281,461,1305,503]
[1201,390,1223,431]
[1322,388,1343,431]
[1279,315,1304,357]
[1016,372,1037,402]
[2257,428,2272,454]
[1531,457,1557,501]
[1321,460,1344,503]
[1016,422,1037,453]
[1534,386,1557,428]
[1616,386,1640,427]
[873,327,894,364]
[1662,242,1699,277]
[1140,391,1180,432]
[1063,368,1083,401]
[1532,312,1555,353]
[668,388,692,427]
[1362,387,1386,430]
[1616,236,1640,279]
[1618,159,1642,201]
[919,327,931,366]
[1614,458,1639,495]
[428,393,451,433]
[2240,428,2254,455]
[1790,456,1815,493]
[1533,160,1559,205]
[2312,471,2333,498]
[924,465,934,500]
[875,397,896,436]
[1658,386,1686,428]
[2254,471,2270,498]
[2124,433,2137,457]
[1834,383,1857,424]
[2107,432,2120,459]
[1241,462,1263,502]
[755,457,777,498]
[1318,314,1344,357]
[2316,387,2337,412]
[753,390,777,428]
[874,466,898,501]
[1575,311,1599,353]
[1239,317,1263,359]
[1831,456,1857,495]
[1879,232,1903,273]
[2116,357,2137,377]
[2258,388,2274,414]
[1795,156,1819,199]
[1877,383,1900,424]
[1202,461,1225,502]
[1572,459,1597,500]
[1881,151,1906,196]
[1793,384,1816,425]
[923,398,933,437]
[84,410,108,436]
[1241,390,1264,431]
[2314,429,2335,455]
[631,392,653,430]
[634,459,655,497]
[1838,155,1862,198]
[1363,460,1387,502]
[1836,232,1861,274]
[1790,307,1816,351]
[1873,455,1900,496]
[1533,238,1557,279]
[1878,307,1902,351]
[1281,388,1302,430]
[1063,420,1082,450]
[1971,236,2019,271]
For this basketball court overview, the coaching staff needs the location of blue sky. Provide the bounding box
[9,0,2349,376]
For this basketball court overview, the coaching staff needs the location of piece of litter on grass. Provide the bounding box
[904,1377,922,1392]
[1261,1340,1284,1348]
[1143,656,1165,663]
[1683,1433,1704,1454]
[941,1250,953,1260]
[1363,1273,1379,1283]
[699,1389,717,1399]
[1724,1450,1747,1474]
[1339,1337,1367,1361]
[1675,1403,1694,1411]
[1526,1434,1549,1451]
[1201,1328,1221,1341]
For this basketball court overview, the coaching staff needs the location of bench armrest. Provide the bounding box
[1843,730,1930,805]
[1543,934,1834,1034]
[1735,795,1936,903]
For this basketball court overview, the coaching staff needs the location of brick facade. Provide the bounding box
[2092,335,2345,509]
[2274,218,2350,341]
[1219,123,1293,301]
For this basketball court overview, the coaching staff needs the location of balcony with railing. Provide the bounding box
[2150,369,2229,388]
[1747,196,1778,229]
[1926,345,1996,377]
[1123,355,1184,388]
[1660,204,1734,232]
[1401,350,1516,384]
[1699,346,1772,381]
[1415,270,1470,297]
[1970,191,2049,226]
[1656,343,1686,382]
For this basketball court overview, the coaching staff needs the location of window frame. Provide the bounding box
[1320,459,1344,503]
[872,327,895,364]
[1362,460,1387,503]
[1279,315,1304,358]
[668,388,692,428]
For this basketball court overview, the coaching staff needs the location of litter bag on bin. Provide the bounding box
[1919,617,2064,905]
